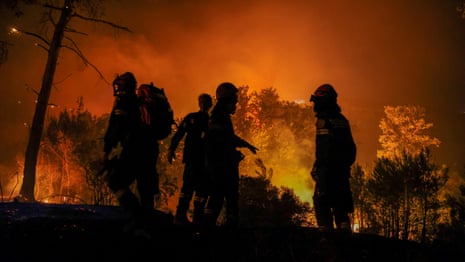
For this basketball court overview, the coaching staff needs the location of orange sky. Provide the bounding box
[1,0,465,183]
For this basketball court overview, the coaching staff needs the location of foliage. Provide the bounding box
[365,149,449,242]
[156,139,181,213]
[239,158,312,227]
[233,86,314,204]
[4,0,131,202]
[377,105,440,159]
[371,105,452,242]
[350,164,375,233]
[38,98,180,211]
[366,157,404,238]
[41,97,109,204]
[448,183,465,230]
[435,181,465,248]
[233,85,255,140]
[8,67,461,244]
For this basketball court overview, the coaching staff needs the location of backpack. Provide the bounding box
[137,82,175,140]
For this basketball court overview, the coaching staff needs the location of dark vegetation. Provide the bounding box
[22,87,465,242]
[1,88,465,262]
[1,201,461,262]
[1,2,465,261]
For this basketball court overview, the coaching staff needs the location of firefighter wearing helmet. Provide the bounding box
[310,83,357,235]
[102,71,156,239]
[216,82,238,100]
[168,93,213,228]
[215,82,239,113]
[202,82,258,230]
[112,71,137,97]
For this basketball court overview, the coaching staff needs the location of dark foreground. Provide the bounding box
[0,202,462,262]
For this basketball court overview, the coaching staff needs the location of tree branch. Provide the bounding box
[61,36,109,85]
[40,2,127,85]
[64,26,88,36]
[72,13,132,33]
[35,43,49,52]
[25,84,39,95]
[10,27,50,47]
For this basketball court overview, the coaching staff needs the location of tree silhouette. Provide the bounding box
[350,163,371,233]
[3,0,130,202]
[440,180,465,247]
[366,149,449,242]
[410,148,448,243]
[374,105,448,241]
[239,158,311,227]
[367,157,404,238]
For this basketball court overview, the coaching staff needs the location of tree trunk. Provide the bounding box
[19,1,73,202]
[421,193,428,244]
[403,180,410,240]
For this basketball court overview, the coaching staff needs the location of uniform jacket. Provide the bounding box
[313,110,356,180]
[169,111,209,164]
[204,103,249,174]
[104,95,141,157]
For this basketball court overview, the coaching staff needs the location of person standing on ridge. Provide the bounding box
[168,93,213,228]
[101,72,158,239]
[309,83,357,235]
[202,82,258,230]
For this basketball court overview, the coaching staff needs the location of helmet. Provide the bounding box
[310,83,337,102]
[310,84,340,113]
[113,72,137,96]
[216,82,238,102]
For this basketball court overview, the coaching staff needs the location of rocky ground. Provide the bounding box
[0,202,462,262]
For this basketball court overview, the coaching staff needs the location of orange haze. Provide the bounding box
[1,0,465,201]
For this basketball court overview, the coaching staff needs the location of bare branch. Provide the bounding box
[10,27,50,47]
[54,73,73,85]
[62,44,106,81]
[35,43,49,52]
[41,2,127,86]
[64,26,88,36]
[61,37,109,85]
[25,84,39,95]
[72,13,132,33]
[43,2,129,33]
[47,9,56,27]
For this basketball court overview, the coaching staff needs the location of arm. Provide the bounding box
[233,135,258,154]
[167,116,188,163]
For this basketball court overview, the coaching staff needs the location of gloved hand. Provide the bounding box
[108,142,123,160]
[248,144,258,154]
[310,166,318,182]
[167,148,176,164]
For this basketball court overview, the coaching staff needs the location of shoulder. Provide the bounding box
[181,112,199,125]
[316,118,327,129]
[184,112,198,121]
[328,113,351,128]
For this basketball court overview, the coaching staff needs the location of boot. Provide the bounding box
[192,196,206,227]
[174,194,192,226]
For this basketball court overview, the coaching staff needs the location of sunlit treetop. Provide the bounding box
[377,105,440,160]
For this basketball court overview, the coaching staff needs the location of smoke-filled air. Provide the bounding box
[0,0,464,232]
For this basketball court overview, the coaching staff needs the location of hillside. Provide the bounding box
[0,202,461,262]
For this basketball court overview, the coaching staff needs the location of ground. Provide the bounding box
[0,202,462,262]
